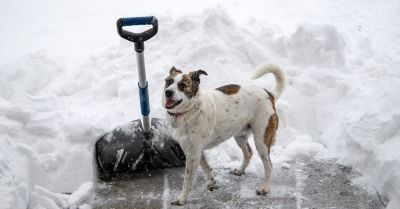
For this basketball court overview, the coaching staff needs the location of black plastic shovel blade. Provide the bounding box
[95,118,185,181]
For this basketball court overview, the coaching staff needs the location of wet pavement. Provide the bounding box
[92,160,384,209]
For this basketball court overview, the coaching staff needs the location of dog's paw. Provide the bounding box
[206,179,218,191]
[256,187,269,196]
[171,198,186,206]
[230,168,244,176]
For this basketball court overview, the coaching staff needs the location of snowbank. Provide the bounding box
[1,0,399,208]
[341,78,400,208]
[0,139,32,209]
[29,182,93,209]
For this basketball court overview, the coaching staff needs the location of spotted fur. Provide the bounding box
[264,113,278,154]
[178,73,200,98]
[216,84,241,95]
[263,89,278,153]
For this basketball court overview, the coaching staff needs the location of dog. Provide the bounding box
[162,63,286,206]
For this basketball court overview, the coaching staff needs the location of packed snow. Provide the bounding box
[1,0,399,208]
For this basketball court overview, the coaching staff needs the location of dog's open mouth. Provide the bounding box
[165,99,182,109]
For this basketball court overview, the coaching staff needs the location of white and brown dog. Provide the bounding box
[162,64,286,205]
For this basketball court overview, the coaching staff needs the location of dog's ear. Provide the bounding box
[191,70,208,83]
[170,66,182,75]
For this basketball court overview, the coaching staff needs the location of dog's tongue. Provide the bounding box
[165,99,175,108]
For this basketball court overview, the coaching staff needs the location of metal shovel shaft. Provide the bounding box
[136,52,151,133]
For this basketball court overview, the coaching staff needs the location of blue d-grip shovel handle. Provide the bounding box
[120,16,154,26]
[117,16,158,45]
[139,82,150,117]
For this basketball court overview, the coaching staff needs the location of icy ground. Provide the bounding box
[94,161,384,209]
[1,0,400,208]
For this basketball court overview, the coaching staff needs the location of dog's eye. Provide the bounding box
[178,82,186,90]
[165,79,174,86]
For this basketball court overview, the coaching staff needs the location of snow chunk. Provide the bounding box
[68,182,94,209]
[284,131,328,160]
[29,182,94,209]
[278,24,346,68]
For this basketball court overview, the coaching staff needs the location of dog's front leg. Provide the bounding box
[171,151,201,206]
[200,151,217,191]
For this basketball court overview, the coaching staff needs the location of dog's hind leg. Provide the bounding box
[200,151,217,191]
[252,114,278,195]
[231,129,253,176]
[253,131,272,195]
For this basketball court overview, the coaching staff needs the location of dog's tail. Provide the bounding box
[251,63,286,99]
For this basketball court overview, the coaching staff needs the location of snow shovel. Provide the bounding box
[95,16,185,181]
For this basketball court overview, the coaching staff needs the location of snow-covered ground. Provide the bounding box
[1,0,399,208]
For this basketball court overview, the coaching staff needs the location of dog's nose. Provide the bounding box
[165,89,174,98]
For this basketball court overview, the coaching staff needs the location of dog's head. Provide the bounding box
[162,66,207,112]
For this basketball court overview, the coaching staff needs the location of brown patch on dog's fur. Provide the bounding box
[264,113,278,154]
[178,73,198,98]
[216,84,241,95]
[264,89,276,112]
[177,70,206,98]
[263,89,278,153]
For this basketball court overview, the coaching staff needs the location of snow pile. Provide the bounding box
[279,25,346,68]
[29,182,93,209]
[0,54,97,207]
[341,78,400,208]
[1,0,399,208]
[271,17,400,207]
[0,130,94,209]
[0,140,32,209]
